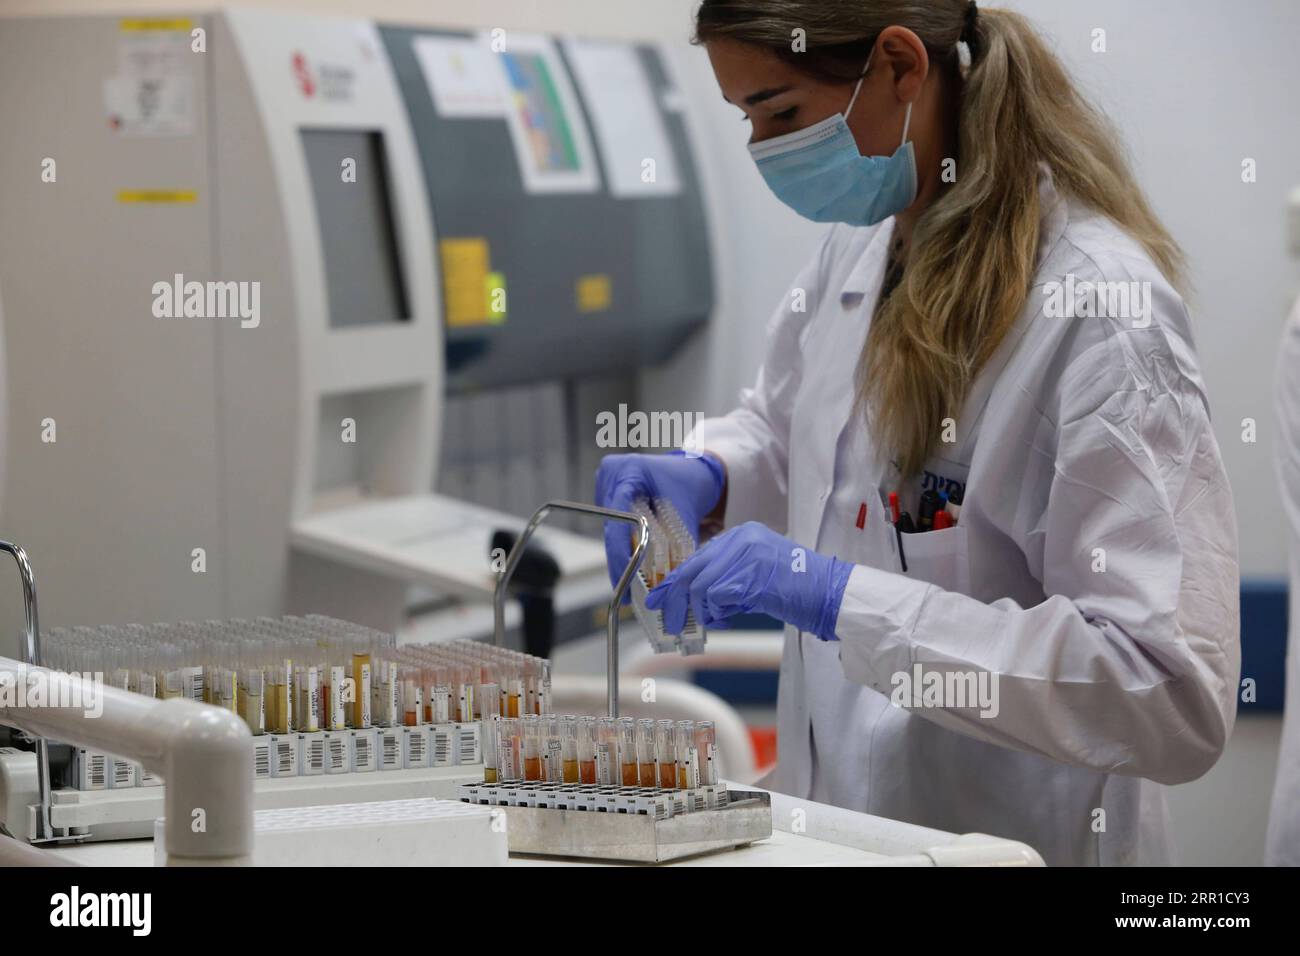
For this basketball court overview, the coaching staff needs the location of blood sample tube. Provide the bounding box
[522,714,542,781]
[637,718,658,787]
[577,716,597,784]
[481,694,501,783]
[618,717,639,786]
[561,716,580,783]
[655,719,677,789]
[596,718,618,785]
[498,717,521,782]
[676,719,698,790]
[695,720,719,785]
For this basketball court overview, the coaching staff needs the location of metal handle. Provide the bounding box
[0,539,52,842]
[493,501,647,719]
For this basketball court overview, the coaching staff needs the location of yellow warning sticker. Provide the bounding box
[441,237,497,327]
[576,274,612,313]
[117,190,198,203]
[119,18,193,32]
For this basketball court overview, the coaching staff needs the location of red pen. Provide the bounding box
[933,510,953,531]
[855,503,867,530]
[888,492,900,525]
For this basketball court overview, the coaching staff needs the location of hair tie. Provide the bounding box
[955,0,979,77]
[955,40,972,79]
[962,0,980,43]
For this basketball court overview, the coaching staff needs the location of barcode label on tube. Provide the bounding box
[379,729,401,770]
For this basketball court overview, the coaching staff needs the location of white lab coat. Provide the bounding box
[1266,297,1300,866]
[696,170,1240,866]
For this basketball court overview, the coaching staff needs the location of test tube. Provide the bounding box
[295,662,319,733]
[676,719,698,790]
[419,667,435,723]
[326,659,346,730]
[496,717,520,782]
[506,668,522,718]
[437,666,457,723]
[618,717,639,786]
[539,659,552,716]
[378,659,399,727]
[218,662,237,715]
[595,717,619,786]
[577,716,597,784]
[523,660,538,716]
[637,718,658,787]
[481,691,501,783]
[480,678,499,727]
[399,666,421,727]
[263,656,281,732]
[695,720,719,785]
[351,648,372,729]
[134,654,158,701]
[656,719,677,789]
[522,714,542,781]
[652,517,669,585]
[560,716,580,783]
[543,715,563,782]
[455,665,474,723]
[240,664,265,736]
[159,645,184,701]
[109,651,130,693]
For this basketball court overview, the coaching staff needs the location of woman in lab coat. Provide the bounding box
[597,0,1239,865]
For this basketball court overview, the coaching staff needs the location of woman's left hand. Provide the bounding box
[645,521,854,641]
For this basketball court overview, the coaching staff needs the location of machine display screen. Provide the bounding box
[300,129,410,327]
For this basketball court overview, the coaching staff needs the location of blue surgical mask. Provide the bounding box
[748,55,916,226]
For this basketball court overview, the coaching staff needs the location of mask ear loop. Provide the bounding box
[847,51,915,152]
[844,57,871,118]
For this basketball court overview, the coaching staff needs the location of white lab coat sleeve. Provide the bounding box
[690,233,833,534]
[835,330,1240,785]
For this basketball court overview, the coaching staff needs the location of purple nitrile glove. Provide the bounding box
[645,521,853,641]
[594,451,726,600]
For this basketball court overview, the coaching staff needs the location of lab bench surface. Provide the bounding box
[43,828,892,867]
[37,786,1043,867]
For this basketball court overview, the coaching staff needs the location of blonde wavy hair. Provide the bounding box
[695,1,1184,477]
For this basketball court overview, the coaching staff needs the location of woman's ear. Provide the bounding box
[876,25,930,103]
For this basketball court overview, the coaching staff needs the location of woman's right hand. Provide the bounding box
[594,452,726,595]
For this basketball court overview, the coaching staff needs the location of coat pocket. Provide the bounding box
[898,525,970,593]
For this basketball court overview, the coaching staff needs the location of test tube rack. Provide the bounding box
[462,780,771,863]
[480,501,772,863]
[0,603,508,843]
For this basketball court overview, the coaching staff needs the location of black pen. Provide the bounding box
[895,512,914,573]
